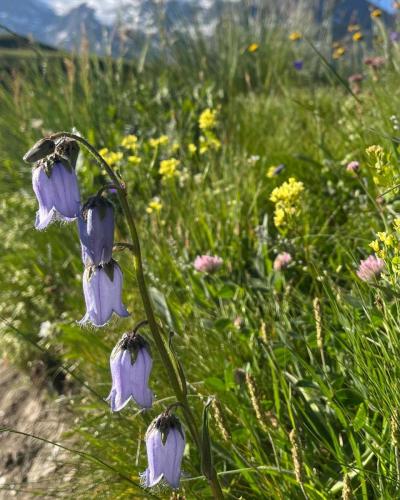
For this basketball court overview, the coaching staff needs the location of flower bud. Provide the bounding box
[79,196,114,266]
[107,332,153,410]
[80,260,129,327]
[32,158,80,230]
[142,412,185,489]
[23,138,55,163]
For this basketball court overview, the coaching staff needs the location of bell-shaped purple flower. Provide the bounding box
[32,160,80,230]
[107,332,153,410]
[142,412,185,489]
[80,260,129,327]
[78,196,114,266]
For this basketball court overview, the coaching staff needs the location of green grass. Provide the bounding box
[2,4,400,498]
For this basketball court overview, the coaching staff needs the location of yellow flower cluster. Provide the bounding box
[369,221,400,267]
[353,32,363,42]
[99,148,123,166]
[371,9,382,18]
[267,166,278,178]
[121,134,138,150]
[199,134,221,154]
[270,177,304,228]
[289,32,302,41]
[188,143,197,155]
[248,43,259,53]
[333,46,346,59]
[128,155,141,166]
[159,158,180,179]
[365,145,394,188]
[149,135,169,148]
[146,197,162,214]
[199,109,218,130]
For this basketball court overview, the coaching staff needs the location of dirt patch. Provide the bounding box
[0,359,69,498]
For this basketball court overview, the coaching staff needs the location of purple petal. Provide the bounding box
[130,347,153,408]
[145,429,165,487]
[52,163,80,219]
[111,263,129,319]
[163,427,185,488]
[79,204,114,266]
[107,350,132,411]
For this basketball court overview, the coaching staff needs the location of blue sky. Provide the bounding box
[369,0,396,14]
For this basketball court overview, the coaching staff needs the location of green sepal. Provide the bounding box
[103,261,115,282]
[201,398,213,479]
[23,138,55,163]
[148,412,184,446]
[81,195,113,222]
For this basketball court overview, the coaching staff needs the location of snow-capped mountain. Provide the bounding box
[0,0,396,55]
[0,0,234,53]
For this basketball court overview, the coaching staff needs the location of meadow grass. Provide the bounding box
[2,4,400,498]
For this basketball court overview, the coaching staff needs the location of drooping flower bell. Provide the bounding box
[107,332,153,410]
[80,260,129,327]
[27,138,81,230]
[79,195,114,266]
[142,412,185,489]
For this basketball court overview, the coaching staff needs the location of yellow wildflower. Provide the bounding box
[149,135,169,148]
[270,177,305,228]
[353,32,363,42]
[146,197,162,214]
[171,142,180,153]
[377,231,395,246]
[121,134,138,150]
[366,145,384,156]
[289,32,302,41]
[371,9,382,18]
[188,143,197,155]
[393,218,400,231]
[248,43,259,53]
[333,46,346,59]
[159,158,180,179]
[267,166,277,178]
[199,109,218,130]
[369,239,380,253]
[101,150,123,166]
[128,155,141,166]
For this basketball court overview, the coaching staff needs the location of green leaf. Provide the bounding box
[353,404,367,432]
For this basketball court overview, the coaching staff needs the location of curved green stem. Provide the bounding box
[48,132,224,500]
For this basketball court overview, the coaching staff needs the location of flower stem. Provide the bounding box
[48,132,225,500]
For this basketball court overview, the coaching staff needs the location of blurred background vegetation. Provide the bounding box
[2,0,400,498]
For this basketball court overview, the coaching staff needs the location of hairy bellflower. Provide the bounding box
[32,160,80,230]
[80,260,129,327]
[142,412,185,489]
[107,332,153,410]
[79,195,115,266]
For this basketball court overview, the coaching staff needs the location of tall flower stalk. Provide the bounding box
[28,131,224,499]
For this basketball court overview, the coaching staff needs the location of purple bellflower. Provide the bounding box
[107,332,153,410]
[80,260,129,327]
[142,412,185,489]
[79,195,115,266]
[32,160,80,230]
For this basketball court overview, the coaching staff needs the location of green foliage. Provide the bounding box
[3,4,400,498]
